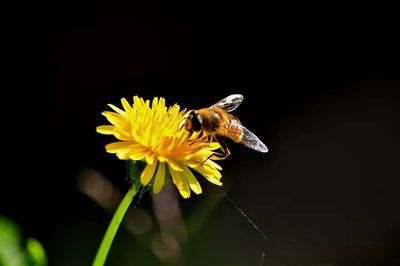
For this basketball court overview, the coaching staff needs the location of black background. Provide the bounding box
[11,3,400,265]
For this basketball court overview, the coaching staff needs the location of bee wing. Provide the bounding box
[239,125,268,153]
[211,94,244,112]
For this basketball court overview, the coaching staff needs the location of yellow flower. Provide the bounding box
[96,96,223,198]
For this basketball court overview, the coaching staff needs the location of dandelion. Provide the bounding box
[93,96,225,266]
[96,96,223,198]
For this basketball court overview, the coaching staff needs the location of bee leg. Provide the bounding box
[201,153,215,166]
[201,138,230,165]
[215,138,230,159]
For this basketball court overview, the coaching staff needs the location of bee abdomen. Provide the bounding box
[227,119,244,142]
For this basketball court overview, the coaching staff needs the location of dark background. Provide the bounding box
[11,3,400,265]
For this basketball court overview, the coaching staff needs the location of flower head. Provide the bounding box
[96,96,223,198]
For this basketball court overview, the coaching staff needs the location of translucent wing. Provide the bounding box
[216,117,268,153]
[239,126,268,153]
[211,94,244,112]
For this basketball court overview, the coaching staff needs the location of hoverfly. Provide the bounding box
[184,94,268,159]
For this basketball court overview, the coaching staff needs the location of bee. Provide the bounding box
[184,94,268,159]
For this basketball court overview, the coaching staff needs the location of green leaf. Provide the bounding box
[0,216,21,246]
[26,238,47,266]
[0,216,47,266]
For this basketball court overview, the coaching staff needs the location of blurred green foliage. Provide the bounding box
[0,216,47,266]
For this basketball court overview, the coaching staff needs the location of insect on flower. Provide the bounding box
[184,94,268,159]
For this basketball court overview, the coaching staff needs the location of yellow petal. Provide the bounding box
[121,98,132,113]
[116,149,132,159]
[126,145,148,161]
[158,156,168,163]
[145,153,156,165]
[128,152,146,161]
[167,160,183,171]
[105,142,135,153]
[141,162,158,186]
[96,125,115,135]
[152,97,158,109]
[127,144,147,154]
[102,111,128,127]
[202,164,222,178]
[203,175,222,186]
[183,166,202,194]
[169,167,190,198]
[153,163,165,194]
[114,128,133,141]
[107,104,125,115]
[194,167,222,186]
[159,97,165,108]
[204,160,223,171]
[207,142,221,150]
[131,128,141,142]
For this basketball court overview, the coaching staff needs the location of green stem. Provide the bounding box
[93,184,138,266]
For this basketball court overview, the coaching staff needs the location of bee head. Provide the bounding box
[185,110,203,132]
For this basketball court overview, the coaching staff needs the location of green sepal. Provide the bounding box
[127,160,146,191]
[164,165,171,185]
[127,160,170,196]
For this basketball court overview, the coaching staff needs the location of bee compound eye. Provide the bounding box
[191,113,203,131]
[188,110,196,118]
